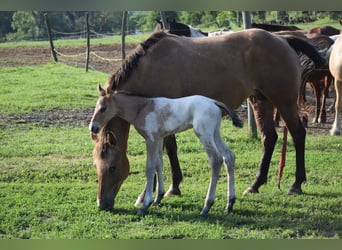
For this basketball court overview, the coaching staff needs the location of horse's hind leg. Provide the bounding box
[331,79,342,135]
[243,98,278,195]
[163,135,183,197]
[277,105,306,195]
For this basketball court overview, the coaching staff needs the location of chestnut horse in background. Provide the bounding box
[92,30,325,211]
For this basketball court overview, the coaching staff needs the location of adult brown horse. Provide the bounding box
[329,36,342,135]
[93,29,324,211]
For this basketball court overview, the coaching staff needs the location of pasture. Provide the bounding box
[0,45,342,238]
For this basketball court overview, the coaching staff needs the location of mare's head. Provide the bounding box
[91,119,130,211]
[89,84,119,135]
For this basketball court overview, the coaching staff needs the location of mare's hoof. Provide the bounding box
[164,186,181,197]
[243,186,259,195]
[134,196,144,207]
[287,186,303,195]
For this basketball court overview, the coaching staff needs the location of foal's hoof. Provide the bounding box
[225,198,236,213]
[154,193,165,205]
[134,196,144,207]
[200,201,214,216]
[243,186,259,195]
[137,208,146,216]
[287,186,303,195]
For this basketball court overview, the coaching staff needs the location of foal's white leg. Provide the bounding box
[154,143,165,205]
[137,139,164,215]
[197,134,223,216]
[331,79,342,135]
[214,133,236,213]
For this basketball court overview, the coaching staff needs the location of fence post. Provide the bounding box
[44,13,58,63]
[242,11,257,139]
[85,12,90,72]
[121,11,128,60]
[159,11,168,29]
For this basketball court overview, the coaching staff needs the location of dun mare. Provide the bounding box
[89,87,242,215]
[92,29,325,211]
[329,36,342,135]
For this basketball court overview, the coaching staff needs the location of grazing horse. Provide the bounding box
[329,36,342,135]
[90,29,326,211]
[89,85,242,215]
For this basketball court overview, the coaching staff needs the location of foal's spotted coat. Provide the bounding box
[89,85,242,215]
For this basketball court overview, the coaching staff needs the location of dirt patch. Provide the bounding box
[0,43,336,135]
[0,109,93,129]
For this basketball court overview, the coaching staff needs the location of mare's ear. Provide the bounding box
[107,131,117,147]
[98,84,106,96]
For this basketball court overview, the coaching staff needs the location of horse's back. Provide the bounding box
[124,29,301,109]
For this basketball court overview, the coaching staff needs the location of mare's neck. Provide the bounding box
[113,94,151,124]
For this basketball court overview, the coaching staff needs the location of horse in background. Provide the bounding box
[329,36,342,135]
[252,22,342,36]
[155,19,234,37]
[89,85,242,215]
[255,23,335,125]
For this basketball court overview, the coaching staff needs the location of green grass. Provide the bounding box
[0,64,341,239]
[0,63,107,114]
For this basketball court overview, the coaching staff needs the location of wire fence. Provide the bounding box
[44,13,152,72]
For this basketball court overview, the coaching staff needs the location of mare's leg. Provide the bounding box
[138,139,164,215]
[214,130,236,213]
[243,98,278,195]
[330,79,342,135]
[163,135,183,197]
[277,104,306,195]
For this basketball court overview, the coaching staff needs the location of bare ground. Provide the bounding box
[0,44,336,135]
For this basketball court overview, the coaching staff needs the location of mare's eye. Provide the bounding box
[109,166,116,173]
[100,107,106,113]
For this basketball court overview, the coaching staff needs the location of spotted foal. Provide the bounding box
[89,85,242,216]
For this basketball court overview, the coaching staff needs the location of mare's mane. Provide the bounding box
[107,31,169,91]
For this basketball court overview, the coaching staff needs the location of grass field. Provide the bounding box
[0,62,342,238]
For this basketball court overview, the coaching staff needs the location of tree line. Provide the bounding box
[0,11,341,42]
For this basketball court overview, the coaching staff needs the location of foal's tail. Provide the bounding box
[283,35,326,68]
[215,101,243,128]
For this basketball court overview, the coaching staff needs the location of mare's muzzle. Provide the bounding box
[89,123,100,134]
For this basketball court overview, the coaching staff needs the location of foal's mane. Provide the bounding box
[107,31,168,91]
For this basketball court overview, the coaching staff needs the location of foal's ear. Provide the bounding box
[97,84,106,96]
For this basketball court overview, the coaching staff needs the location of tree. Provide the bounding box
[8,11,42,40]
[0,11,14,41]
